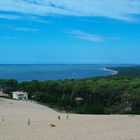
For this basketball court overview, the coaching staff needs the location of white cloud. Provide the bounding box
[69,30,118,42]
[69,30,104,42]
[15,27,39,32]
[0,13,49,24]
[0,36,19,40]
[27,15,49,23]
[0,0,140,21]
[0,14,22,20]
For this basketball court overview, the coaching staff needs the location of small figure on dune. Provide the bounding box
[58,115,61,120]
[50,123,56,127]
[28,117,31,126]
[66,114,69,120]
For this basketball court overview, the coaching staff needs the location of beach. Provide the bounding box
[0,97,140,140]
[102,68,118,75]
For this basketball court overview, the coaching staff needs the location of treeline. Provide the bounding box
[112,66,140,77]
[0,76,140,114]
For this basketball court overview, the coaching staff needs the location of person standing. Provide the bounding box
[58,115,61,120]
[66,114,69,120]
[28,117,31,126]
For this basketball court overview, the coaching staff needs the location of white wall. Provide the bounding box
[12,93,19,100]
[12,93,28,100]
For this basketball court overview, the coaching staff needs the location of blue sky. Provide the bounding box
[0,0,140,64]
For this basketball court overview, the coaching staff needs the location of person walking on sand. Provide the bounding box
[66,114,69,120]
[58,115,61,120]
[28,117,31,126]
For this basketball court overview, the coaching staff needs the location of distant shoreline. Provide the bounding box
[102,68,118,75]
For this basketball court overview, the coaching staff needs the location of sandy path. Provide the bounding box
[0,98,140,140]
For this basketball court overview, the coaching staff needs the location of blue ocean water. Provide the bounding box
[0,64,116,82]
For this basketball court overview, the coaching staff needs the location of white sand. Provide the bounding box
[0,98,140,140]
[102,68,118,75]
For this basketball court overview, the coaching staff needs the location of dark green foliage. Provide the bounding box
[112,66,140,77]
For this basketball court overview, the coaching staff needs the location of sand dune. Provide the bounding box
[0,98,140,140]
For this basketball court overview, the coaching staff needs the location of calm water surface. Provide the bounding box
[0,64,116,82]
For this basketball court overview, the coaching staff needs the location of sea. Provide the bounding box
[0,64,122,82]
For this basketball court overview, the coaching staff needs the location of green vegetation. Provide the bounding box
[112,66,140,77]
[0,66,140,114]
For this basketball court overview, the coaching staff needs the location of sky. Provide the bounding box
[0,0,140,64]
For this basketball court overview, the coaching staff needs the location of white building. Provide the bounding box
[12,91,28,100]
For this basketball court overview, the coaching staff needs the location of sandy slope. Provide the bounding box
[0,98,140,140]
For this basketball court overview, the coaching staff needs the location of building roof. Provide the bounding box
[12,91,27,95]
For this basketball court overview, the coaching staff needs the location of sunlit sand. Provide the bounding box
[0,98,140,140]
